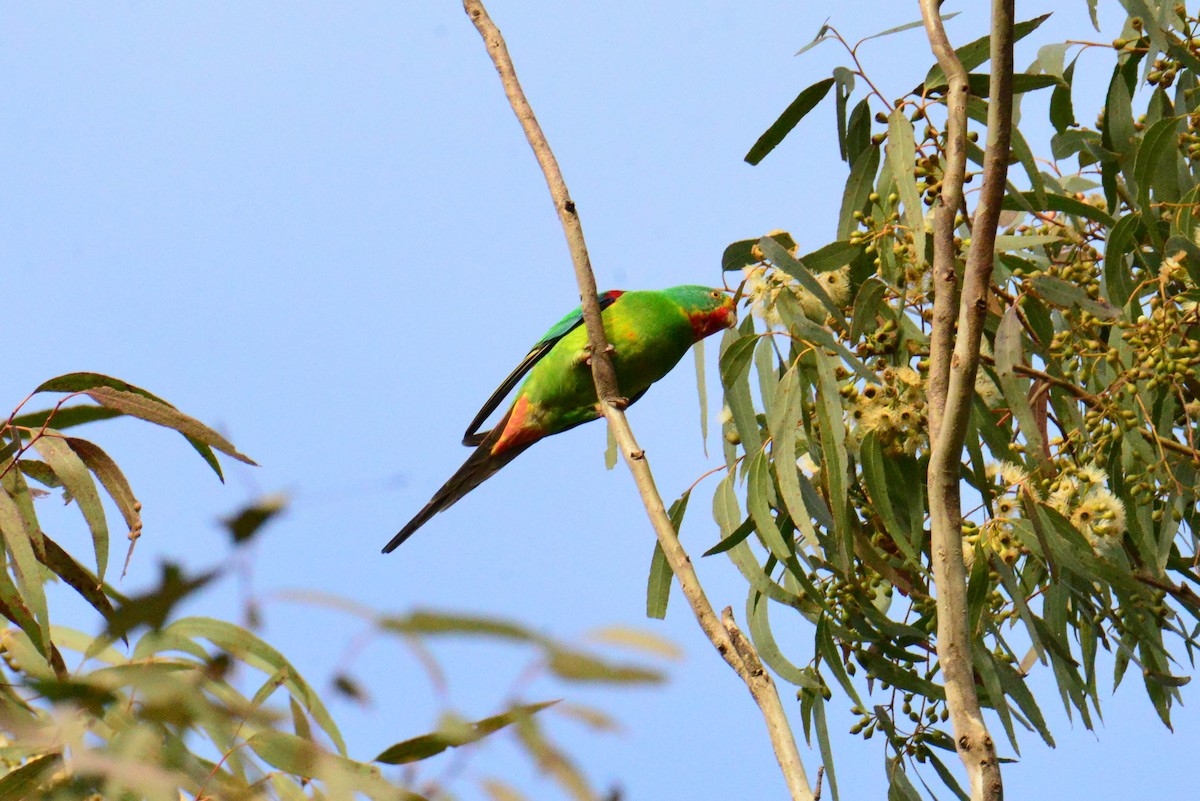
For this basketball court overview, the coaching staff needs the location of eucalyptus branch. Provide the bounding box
[460,2,813,798]
[920,0,970,446]
[919,2,1013,800]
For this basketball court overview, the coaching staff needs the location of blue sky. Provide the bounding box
[4,2,1196,799]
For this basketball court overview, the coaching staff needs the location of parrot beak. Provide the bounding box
[721,297,738,328]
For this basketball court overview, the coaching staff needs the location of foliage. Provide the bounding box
[1,374,669,800]
[652,3,1200,798]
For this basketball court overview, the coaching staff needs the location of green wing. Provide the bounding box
[462,290,624,446]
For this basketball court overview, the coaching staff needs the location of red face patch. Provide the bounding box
[688,296,737,339]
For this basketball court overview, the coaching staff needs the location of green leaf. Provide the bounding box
[722,232,796,272]
[1030,275,1121,320]
[511,713,594,801]
[105,563,217,639]
[382,610,537,643]
[585,625,683,660]
[703,513,755,557]
[33,374,231,479]
[746,590,819,689]
[1050,57,1078,133]
[834,66,854,162]
[0,753,62,798]
[11,405,123,431]
[38,534,117,626]
[1036,43,1068,79]
[993,654,1055,747]
[995,306,1049,471]
[812,693,840,801]
[815,615,864,709]
[721,325,764,457]
[647,491,688,619]
[647,541,672,621]
[1104,212,1142,305]
[745,78,835,165]
[481,778,529,801]
[85,386,256,467]
[1133,116,1183,215]
[1103,63,1138,191]
[812,350,849,568]
[860,434,922,565]
[31,432,109,582]
[249,731,425,801]
[770,366,819,552]
[839,143,881,240]
[710,476,805,609]
[693,338,708,454]
[887,759,923,801]
[858,649,946,699]
[886,108,925,263]
[747,452,796,570]
[845,97,873,168]
[860,14,958,44]
[759,237,851,332]
[0,487,50,654]
[790,315,878,383]
[1164,234,1200,286]
[797,239,864,274]
[374,702,555,764]
[794,23,833,56]
[966,73,1062,97]
[64,437,142,548]
[223,494,287,545]
[849,277,887,343]
[719,333,759,390]
[973,648,1018,752]
[1000,190,1115,226]
[927,752,971,801]
[0,565,47,653]
[163,615,347,754]
[993,233,1062,252]
[921,14,1051,89]
[545,648,663,684]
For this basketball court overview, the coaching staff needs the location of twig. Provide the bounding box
[460,2,813,799]
[980,355,1200,463]
[920,1,1011,800]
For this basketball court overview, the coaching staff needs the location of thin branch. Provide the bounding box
[460,3,813,799]
[920,2,1012,800]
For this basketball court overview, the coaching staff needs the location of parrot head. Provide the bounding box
[667,285,738,340]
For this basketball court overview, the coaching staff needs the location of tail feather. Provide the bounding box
[383,427,532,553]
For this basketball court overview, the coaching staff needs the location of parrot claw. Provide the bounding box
[578,342,616,366]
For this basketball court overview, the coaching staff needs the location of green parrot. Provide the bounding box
[383,285,736,552]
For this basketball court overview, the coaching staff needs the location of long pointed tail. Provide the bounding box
[383,429,532,553]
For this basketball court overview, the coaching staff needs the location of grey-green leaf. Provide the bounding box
[746,78,836,165]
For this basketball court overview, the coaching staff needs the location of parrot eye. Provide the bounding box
[710,290,721,299]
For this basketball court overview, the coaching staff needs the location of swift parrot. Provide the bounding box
[383,285,736,552]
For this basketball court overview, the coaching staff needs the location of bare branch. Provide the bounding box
[460,2,813,798]
[919,1,1014,800]
[920,0,969,446]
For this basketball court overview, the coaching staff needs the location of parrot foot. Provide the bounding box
[579,342,616,366]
